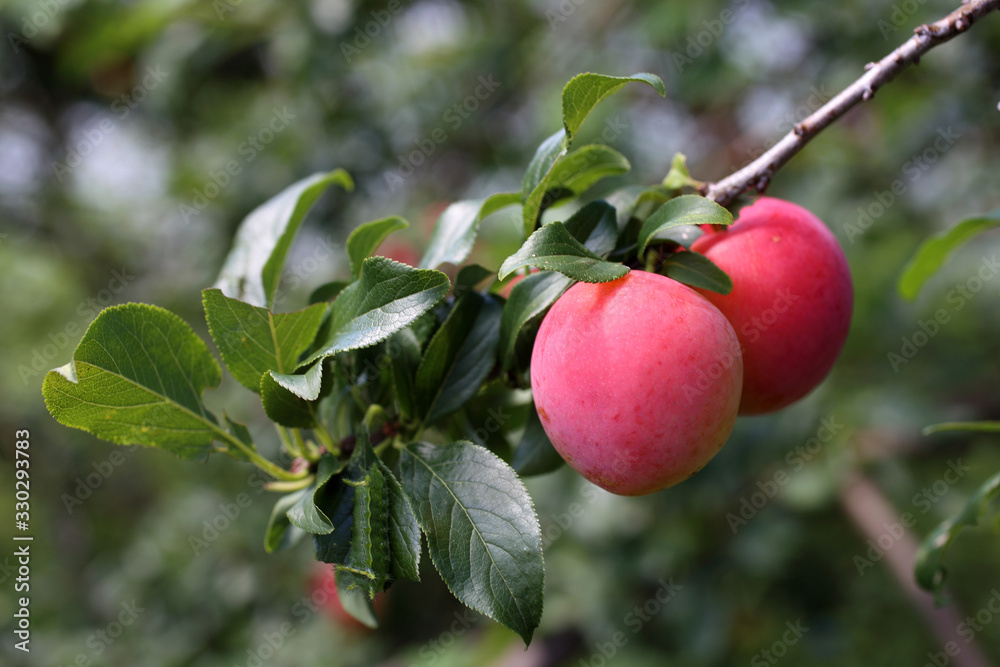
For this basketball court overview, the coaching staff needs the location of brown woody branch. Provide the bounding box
[839,473,992,667]
[702,0,1000,207]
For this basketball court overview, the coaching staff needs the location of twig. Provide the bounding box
[703,0,1000,207]
[276,425,302,459]
[839,473,993,667]
[215,423,306,482]
[312,427,338,457]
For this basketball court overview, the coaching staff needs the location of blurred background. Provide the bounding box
[2,0,1000,664]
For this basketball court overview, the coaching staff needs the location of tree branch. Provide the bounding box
[839,473,993,667]
[703,0,1000,207]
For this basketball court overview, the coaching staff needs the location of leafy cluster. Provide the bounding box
[42,72,736,643]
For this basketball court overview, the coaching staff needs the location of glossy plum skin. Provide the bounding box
[690,197,853,415]
[530,270,743,496]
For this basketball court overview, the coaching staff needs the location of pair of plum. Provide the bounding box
[531,197,853,496]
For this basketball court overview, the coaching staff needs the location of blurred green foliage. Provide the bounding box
[2,0,1000,665]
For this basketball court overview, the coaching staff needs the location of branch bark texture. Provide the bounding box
[703,0,1000,207]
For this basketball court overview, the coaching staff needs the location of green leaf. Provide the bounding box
[426,297,500,425]
[415,293,503,424]
[221,413,256,463]
[420,194,520,270]
[202,289,326,394]
[304,257,450,364]
[347,216,410,279]
[454,264,495,298]
[915,421,1000,600]
[265,490,308,553]
[662,152,701,190]
[522,144,630,237]
[389,329,422,422]
[498,271,572,370]
[607,185,673,231]
[214,170,354,309]
[522,130,567,202]
[511,405,565,477]
[916,469,1000,601]
[521,130,569,237]
[222,413,253,445]
[562,200,618,257]
[269,360,324,401]
[338,434,391,599]
[309,281,350,304]
[313,430,392,582]
[262,361,332,428]
[561,72,665,142]
[352,344,394,400]
[42,304,224,460]
[399,441,544,645]
[499,221,629,283]
[637,194,733,256]
[480,191,523,220]
[648,225,704,249]
[260,373,317,428]
[496,210,617,369]
[336,574,380,629]
[659,251,733,295]
[409,309,441,348]
[313,475,357,565]
[553,145,631,196]
[414,295,478,421]
[378,459,421,582]
[898,208,1000,300]
[286,455,341,534]
[605,185,650,223]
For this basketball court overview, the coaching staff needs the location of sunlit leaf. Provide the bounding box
[637,194,733,256]
[521,130,567,207]
[202,288,326,393]
[522,144,630,236]
[43,304,223,461]
[304,257,450,364]
[214,170,353,309]
[561,72,665,142]
[499,221,629,283]
[421,194,520,270]
[662,152,701,190]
